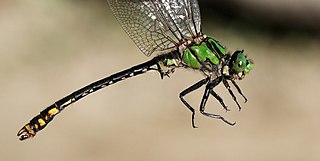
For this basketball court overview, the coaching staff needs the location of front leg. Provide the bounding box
[225,75,247,103]
[222,79,242,111]
[179,78,209,128]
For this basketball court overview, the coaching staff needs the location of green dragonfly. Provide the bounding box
[18,0,254,141]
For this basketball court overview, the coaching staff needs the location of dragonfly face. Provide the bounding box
[228,50,254,80]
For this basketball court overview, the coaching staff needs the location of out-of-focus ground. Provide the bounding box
[1,1,320,161]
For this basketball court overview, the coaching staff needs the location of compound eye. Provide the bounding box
[232,52,247,73]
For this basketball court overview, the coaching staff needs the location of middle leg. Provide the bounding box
[199,77,236,126]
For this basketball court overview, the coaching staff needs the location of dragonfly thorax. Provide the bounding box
[177,37,253,80]
[180,37,226,70]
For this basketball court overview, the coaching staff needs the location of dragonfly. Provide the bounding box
[17,0,253,141]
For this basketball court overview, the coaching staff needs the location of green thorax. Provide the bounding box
[182,38,227,69]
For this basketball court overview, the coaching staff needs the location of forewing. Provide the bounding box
[107,0,202,56]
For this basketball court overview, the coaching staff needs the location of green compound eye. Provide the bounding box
[232,52,247,73]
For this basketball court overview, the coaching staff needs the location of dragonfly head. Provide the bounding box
[228,50,254,80]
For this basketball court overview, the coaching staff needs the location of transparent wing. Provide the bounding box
[107,0,202,56]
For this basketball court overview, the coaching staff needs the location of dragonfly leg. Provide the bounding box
[222,79,242,111]
[179,78,209,128]
[199,77,235,126]
[151,63,172,79]
[209,90,229,111]
[226,76,247,103]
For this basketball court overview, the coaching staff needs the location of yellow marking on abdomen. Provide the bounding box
[48,108,59,116]
[25,124,32,132]
[38,118,46,126]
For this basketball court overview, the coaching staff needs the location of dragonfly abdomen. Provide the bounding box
[17,54,170,141]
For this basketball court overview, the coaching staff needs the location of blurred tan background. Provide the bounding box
[1,0,320,161]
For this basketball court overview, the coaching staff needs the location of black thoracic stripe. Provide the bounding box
[204,38,224,58]
[17,52,176,141]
